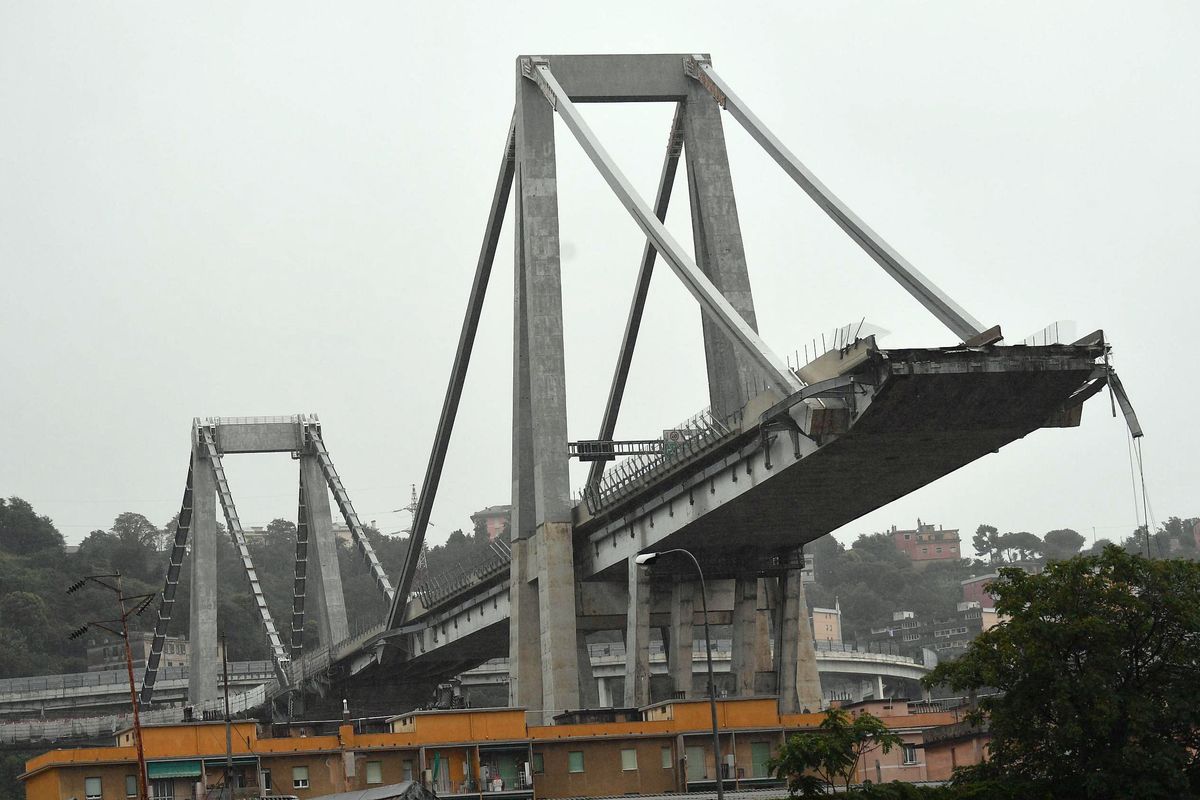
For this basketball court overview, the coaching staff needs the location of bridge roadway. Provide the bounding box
[0,662,275,718]
[278,340,1104,705]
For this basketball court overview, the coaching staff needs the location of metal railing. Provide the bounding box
[413,539,512,608]
[577,408,735,514]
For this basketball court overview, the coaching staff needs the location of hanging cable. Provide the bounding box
[1133,437,1159,558]
[1124,428,1145,555]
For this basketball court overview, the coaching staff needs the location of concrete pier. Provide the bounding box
[624,560,652,707]
[300,455,349,648]
[729,575,758,696]
[187,448,218,705]
[778,559,823,713]
[511,63,580,721]
[668,579,695,697]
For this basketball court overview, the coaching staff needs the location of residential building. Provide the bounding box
[860,603,997,662]
[960,574,999,608]
[87,634,189,673]
[890,520,961,565]
[21,698,979,799]
[810,598,842,644]
[470,505,512,541]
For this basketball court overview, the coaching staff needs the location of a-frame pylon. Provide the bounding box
[141,415,392,707]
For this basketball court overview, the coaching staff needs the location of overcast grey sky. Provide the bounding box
[2,2,1196,553]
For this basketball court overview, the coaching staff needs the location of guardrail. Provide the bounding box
[577,408,735,515]
[414,540,512,608]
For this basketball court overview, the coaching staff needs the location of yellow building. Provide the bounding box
[810,598,843,644]
[21,698,976,800]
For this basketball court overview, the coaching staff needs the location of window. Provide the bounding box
[621,748,638,771]
[567,751,585,773]
[366,761,383,785]
[660,747,672,769]
[262,770,272,791]
[126,775,137,798]
[903,533,911,539]
[532,754,544,775]
[935,547,943,553]
[902,744,918,765]
[85,777,102,800]
[293,766,310,789]
[685,746,707,781]
[151,779,174,800]
[403,760,414,782]
[751,742,772,779]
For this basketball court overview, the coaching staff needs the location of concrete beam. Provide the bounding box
[211,419,304,454]
[518,54,701,102]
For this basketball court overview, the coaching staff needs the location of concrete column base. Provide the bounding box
[624,558,651,707]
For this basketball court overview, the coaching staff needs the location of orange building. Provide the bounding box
[21,698,987,800]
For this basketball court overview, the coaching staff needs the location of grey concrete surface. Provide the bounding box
[188,447,218,705]
[623,559,651,707]
[301,454,349,648]
[682,79,762,421]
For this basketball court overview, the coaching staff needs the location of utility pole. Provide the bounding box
[223,634,233,800]
[68,573,155,800]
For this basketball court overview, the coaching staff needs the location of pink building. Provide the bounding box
[961,573,999,608]
[891,520,961,565]
[471,504,512,541]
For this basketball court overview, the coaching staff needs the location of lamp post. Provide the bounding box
[634,550,724,800]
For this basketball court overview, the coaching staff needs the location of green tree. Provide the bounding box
[0,497,64,555]
[924,547,1200,799]
[768,708,903,795]
[971,524,1000,562]
[1041,528,1084,560]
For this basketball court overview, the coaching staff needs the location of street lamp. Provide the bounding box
[635,550,724,800]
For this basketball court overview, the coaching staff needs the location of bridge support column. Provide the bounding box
[730,575,758,697]
[683,78,761,421]
[188,446,218,705]
[778,561,823,713]
[577,631,599,708]
[668,578,694,698]
[300,455,349,648]
[513,59,580,722]
[508,539,542,714]
[624,559,651,708]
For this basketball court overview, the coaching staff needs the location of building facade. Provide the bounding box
[860,603,998,662]
[810,599,842,644]
[22,698,985,799]
[87,634,189,673]
[470,506,512,541]
[960,574,999,608]
[890,521,961,565]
